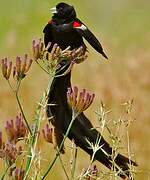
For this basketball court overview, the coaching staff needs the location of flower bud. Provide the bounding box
[5,142,23,165]
[5,114,28,144]
[12,168,25,180]
[32,39,44,60]
[14,55,32,80]
[67,86,95,114]
[42,124,53,143]
[1,58,12,80]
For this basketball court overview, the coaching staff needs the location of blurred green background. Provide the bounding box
[0,0,150,179]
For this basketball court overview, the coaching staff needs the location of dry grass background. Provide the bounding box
[0,0,150,179]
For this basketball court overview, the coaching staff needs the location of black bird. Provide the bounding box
[43,2,137,179]
[43,2,108,59]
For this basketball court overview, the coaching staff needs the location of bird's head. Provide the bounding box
[51,2,76,22]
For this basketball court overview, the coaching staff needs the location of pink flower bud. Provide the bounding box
[1,58,12,80]
[42,123,53,143]
[67,86,95,114]
[12,168,25,179]
[5,114,28,144]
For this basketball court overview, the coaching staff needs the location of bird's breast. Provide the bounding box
[51,24,84,50]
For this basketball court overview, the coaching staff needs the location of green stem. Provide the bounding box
[7,80,15,92]
[58,153,69,180]
[35,60,49,74]
[70,148,78,180]
[10,79,32,135]
[1,165,10,180]
[15,92,32,135]
[42,112,78,179]
[24,76,53,179]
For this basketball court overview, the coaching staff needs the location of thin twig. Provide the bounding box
[58,153,70,180]
[42,112,78,179]
[70,147,78,180]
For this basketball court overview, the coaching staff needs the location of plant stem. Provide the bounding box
[15,92,32,135]
[1,165,10,180]
[35,60,49,74]
[58,153,70,180]
[70,147,78,180]
[7,79,32,134]
[24,76,53,179]
[42,112,78,179]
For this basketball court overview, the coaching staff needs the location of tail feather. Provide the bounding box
[116,154,138,167]
[62,106,137,179]
[114,154,137,179]
[47,71,137,179]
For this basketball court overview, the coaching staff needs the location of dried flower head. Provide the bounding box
[54,47,88,77]
[32,39,44,60]
[42,123,53,144]
[32,39,88,77]
[4,142,22,166]
[86,165,99,180]
[90,165,99,177]
[69,46,88,64]
[47,43,61,61]
[5,114,28,144]
[32,39,63,74]
[46,43,63,73]
[67,86,95,114]
[13,55,33,80]
[1,58,12,80]
[1,55,32,81]
[42,124,65,153]
[11,168,25,180]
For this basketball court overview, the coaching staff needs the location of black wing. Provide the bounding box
[73,19,108,59]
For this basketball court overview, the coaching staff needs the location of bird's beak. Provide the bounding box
[50,7,57,14]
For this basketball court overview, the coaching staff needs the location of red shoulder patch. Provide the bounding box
[73,21,81,28]
[48,19,52,24]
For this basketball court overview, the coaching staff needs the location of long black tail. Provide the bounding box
[46,71,137,179]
